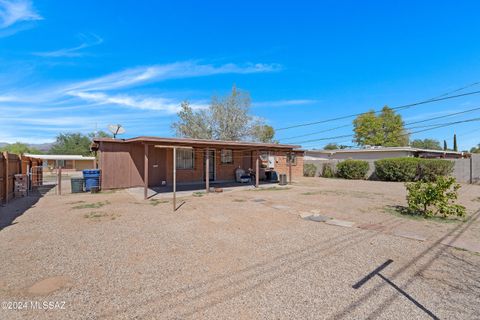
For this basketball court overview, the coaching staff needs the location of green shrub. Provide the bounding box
[375,158,420,182]
[303,163,317,177]
[336,160,369,180]
[406,176,466,218]
[417,159,454,182]
[374,158,454,182]
[322,163,335,178]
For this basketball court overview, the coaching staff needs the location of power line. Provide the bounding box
[276,89,480,131]
[280,105,480,143]
[290,116,480,145]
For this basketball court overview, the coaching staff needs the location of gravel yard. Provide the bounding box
[0,177,479,319]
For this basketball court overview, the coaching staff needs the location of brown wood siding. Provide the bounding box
[100,142,144,189]
[148,147,167,186]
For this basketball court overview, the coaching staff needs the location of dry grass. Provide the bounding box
[72,200,111,210]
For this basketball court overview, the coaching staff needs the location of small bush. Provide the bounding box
[375,158,420,182]
[405,176,466,218]
[336,160,369,180]
[303,163,317,177]
[374,158,454,182]
[417,159,454,182]
[322,163,335,178]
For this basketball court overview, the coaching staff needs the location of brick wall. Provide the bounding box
[273,151,304,179]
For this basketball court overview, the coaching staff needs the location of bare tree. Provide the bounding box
[172,85,275,142]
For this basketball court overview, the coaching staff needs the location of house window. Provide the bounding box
[221,149,233,164]
[56,160,65,168]
[176,149,194,169]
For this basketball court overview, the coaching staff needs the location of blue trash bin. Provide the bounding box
[83,169,101,192]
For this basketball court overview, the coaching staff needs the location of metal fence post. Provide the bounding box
[57,166,62,195]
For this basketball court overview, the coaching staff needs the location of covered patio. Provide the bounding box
[92,136,304,210]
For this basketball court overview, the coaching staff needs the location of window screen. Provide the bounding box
[221,149,233,164]
[176,149,194,169]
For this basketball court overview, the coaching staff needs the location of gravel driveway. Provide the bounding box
[0,178,479,319]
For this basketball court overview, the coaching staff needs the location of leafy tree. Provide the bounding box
[323,143,348,150]
[0,142,41,155]
[353,106,408,147]
[470,144,480,153]
[88,130,112,139]
[443,140,448,151]
[324,143,339,150]
[410,139,442,150]
[172,101,213,139]
[172,86,271,141]
[251,124,276,143]
[49,133,93,156]
[453,134,458,152]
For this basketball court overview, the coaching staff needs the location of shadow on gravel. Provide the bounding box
[0,187,53,231]
[102,216,406,319]
[332,210,480,320]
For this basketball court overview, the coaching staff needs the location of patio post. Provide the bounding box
[144,144,149,200]
[205,149,209,193]
[255,152,259,188]
[173,147,176,211]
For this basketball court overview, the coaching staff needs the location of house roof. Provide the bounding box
[23,154,96,161]
[92,136,301,150]
[306,146,465,155]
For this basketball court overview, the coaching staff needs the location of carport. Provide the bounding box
[91,136,303,209]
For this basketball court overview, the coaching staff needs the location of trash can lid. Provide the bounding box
[82,169,100,174]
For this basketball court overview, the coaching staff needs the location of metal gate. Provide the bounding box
[30,166,59,196]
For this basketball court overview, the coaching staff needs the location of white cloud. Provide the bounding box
[66,61,281,92]
[0,60,282,142]
[0,0,42,29]
[33,33,103,58]
[68,91,208,113]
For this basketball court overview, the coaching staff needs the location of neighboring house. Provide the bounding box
[23,154,96,172]
[305,147,467,161]
[91,136,303,190]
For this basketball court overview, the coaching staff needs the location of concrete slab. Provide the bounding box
[299,212,313,219]
[309,215,330,222]
[252,198,266,203]
[325,219,355,228]
[441,236,480,254]
[358,223,387,232]
[271,205,290,210]
[392,230,427,242]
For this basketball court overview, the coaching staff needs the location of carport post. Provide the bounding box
[255,153,259,188]
[205,149,209,193]
[173,147,176,211]
[144,144,149,200]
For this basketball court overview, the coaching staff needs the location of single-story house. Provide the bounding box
[23,154,97,172]
[91,136,303,194]
[305,147,467,161]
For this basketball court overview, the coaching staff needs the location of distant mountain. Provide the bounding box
[0,142,54,153]
[29,143,54,152]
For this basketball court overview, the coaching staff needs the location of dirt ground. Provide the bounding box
[0,177,479,319]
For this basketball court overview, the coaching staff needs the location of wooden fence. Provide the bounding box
[0,152,22,204]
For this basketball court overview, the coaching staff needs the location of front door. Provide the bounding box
[204,150,215,181]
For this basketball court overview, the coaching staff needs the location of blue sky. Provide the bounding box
[1,0,480,150]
